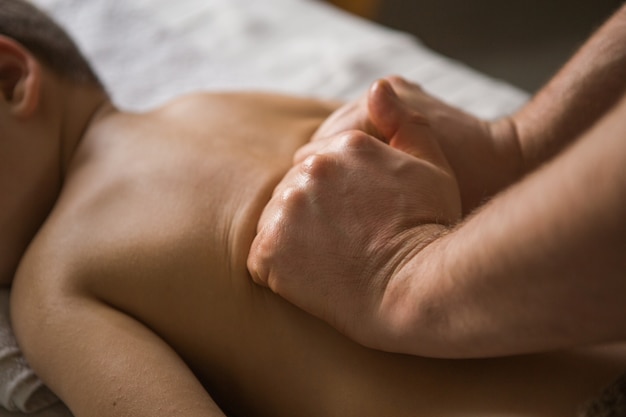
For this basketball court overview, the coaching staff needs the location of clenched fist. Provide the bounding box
[247,80,461,350]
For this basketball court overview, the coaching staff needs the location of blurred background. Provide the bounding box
[327,0,622,92]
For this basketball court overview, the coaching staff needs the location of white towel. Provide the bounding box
[0,290,58,413]
[32,0,528,117]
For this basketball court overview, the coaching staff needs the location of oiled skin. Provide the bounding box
[11,92,626,417]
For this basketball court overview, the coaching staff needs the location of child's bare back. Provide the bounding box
[11,91,626,417]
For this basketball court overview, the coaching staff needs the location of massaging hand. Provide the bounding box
[306,76,522,214]
[247,82,461,349]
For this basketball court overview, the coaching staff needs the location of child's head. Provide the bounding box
[0,0,107,285]
[0,0,102,87]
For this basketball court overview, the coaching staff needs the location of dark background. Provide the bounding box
[372,0,622,92]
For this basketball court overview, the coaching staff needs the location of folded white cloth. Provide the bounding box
[0,1,529,416]
[0,290,58,413]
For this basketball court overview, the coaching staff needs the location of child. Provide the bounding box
[2,1,625,416]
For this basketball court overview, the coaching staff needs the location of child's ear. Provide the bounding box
[0,36,41,118]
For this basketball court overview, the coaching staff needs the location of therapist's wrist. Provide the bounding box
[369,223,454,357]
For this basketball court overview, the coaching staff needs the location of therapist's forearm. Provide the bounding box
[509,3,626,174]
[382,94,626,359]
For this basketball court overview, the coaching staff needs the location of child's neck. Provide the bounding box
[0,83,114,287]
[57,82,114,179]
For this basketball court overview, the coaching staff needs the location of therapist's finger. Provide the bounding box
[367,79,452,174]
[293,136,335,164]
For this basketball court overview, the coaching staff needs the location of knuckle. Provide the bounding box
[276,184,308,211]
[248,237,273,286]
[276,174,324,215]
[301,153,335,180]
[249,239,291,295]
[406,111,430,126]
[266,273,286,296]
[338,130,374,150]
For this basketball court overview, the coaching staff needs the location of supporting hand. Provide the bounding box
[305,76,522,214]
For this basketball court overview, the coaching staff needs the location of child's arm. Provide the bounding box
[11,267,226,417]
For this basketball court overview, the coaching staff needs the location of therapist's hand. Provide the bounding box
[247,86,461,349]
[305,76,523,214]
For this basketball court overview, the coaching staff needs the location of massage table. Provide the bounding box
[0,0,529,415]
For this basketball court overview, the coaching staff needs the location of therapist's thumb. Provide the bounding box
[368,79,450,171]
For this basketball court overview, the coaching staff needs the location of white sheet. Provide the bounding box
[33,0,527,116]
[0,1,529,416]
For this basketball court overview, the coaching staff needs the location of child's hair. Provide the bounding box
[0,0,102,87]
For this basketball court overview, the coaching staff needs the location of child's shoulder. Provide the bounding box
[159,90,338,121]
